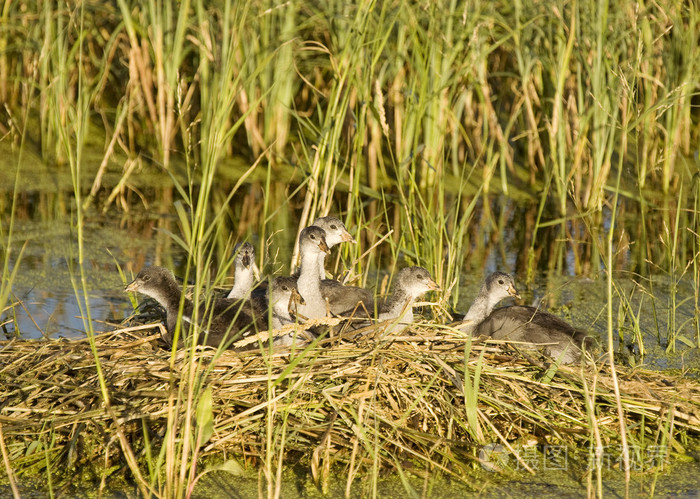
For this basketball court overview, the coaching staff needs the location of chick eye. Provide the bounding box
[330,224,337,230]
[143,274,151,281]
[498,279,504,285]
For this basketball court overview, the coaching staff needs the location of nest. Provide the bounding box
[1,322,699,490]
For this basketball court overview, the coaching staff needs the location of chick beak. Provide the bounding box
[319,239,330,254]
[508,285,521,300]
[342,231,356,243]
[124,279,139,293]
[427,278,440,291]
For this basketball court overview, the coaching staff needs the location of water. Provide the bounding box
[5,212,181,340]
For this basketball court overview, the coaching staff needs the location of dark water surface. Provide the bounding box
[7,213,177,339]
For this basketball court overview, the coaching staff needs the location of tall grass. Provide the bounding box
[116,0,190,169]
[4,1,696,271]
[3,0,694,197]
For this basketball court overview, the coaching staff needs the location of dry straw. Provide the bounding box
[1,322,699,491]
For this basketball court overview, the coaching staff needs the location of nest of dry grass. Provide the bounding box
[1,322,699,486]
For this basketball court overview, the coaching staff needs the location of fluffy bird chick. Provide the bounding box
[268,276,304,330]
[126,266,265,348]
[227,242,260,300]
[294,226,331,320]
[377,266,439,334]
[311,216,355,279]
[459,272,591,364]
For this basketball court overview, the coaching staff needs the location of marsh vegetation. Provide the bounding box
[0,0,699,497]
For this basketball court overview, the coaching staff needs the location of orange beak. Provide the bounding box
[319,239,330,254]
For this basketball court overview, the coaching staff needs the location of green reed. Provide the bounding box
[36,0,71,165]
[117,0,190,168]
